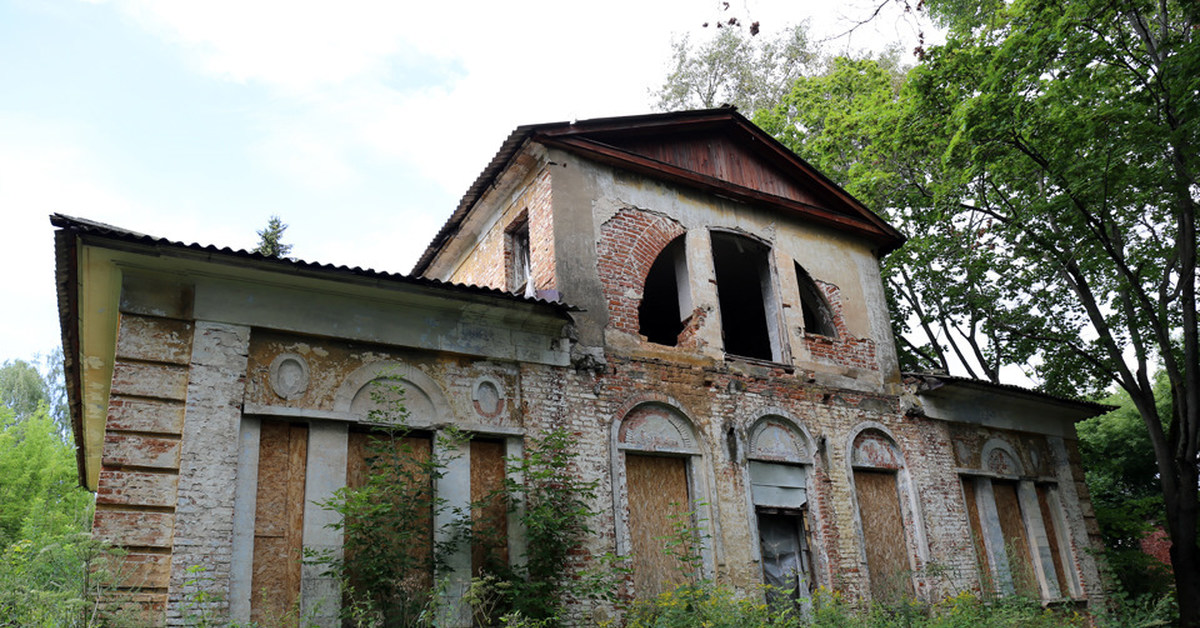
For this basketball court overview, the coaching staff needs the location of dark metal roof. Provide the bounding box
[411,107,906,276]
[50,213,578,311]
[904,371,1116,416]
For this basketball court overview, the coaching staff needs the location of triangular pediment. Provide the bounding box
[413,109,904,276]
[529,109,903,251]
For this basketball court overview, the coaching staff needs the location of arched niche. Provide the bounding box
[618,402,701,455]
[748,415,812,464]
[333,362,452,427]
[851,427,904,471]
[982,439,1023,477]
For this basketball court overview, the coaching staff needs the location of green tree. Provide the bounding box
[0,359,49,425]
[255,215,293,258]
[1078,374,1176,599]
[894,0,1199,620]
[653,23,819,115]
[689,0,1199,618]
[0,354,69,439]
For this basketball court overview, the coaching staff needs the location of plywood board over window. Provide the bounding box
[626,454,691,598]
[252,420,308,626]
[345,429,434,595]
[470,438,509,575]
[854,469,911,603]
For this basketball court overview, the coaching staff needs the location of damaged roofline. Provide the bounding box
[411,108,906,277]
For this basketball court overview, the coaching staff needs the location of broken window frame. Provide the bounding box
[745,416,818,606]
[638,234,692,346]
[507,216,534,298]
[793,262,837,338]
[709,230,786,363]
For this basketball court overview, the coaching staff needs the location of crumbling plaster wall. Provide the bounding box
[544,148,900,392]
[443,163,556,297]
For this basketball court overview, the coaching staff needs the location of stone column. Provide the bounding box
[300,422,349,627]
[166,322,251,625]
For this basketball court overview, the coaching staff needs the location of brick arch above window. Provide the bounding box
[597,207,687,336]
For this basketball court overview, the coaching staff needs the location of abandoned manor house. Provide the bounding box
[54,108,1109,625]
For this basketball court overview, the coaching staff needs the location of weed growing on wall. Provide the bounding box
[310,377,468,627]
[469,427,625,626]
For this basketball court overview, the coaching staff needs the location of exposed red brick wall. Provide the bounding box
[94,313,194,622]
[597,208,686,335]
[448,167,556,294]
[803,280,878,371]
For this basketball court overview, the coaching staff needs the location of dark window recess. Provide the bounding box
[758,510,814,606]
[711,232,775,360]
[795,263,836,337]
[638,236,688,345]
[509,221,532,297]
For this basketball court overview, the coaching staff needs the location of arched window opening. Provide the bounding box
[638,235,690,346]
[711,232,780,361]
[850,429,913,603]
[618,403,703,598]
[794,263,836,338]
[748,417,816,606]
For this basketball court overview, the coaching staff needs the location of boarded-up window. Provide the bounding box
[470,439,509,575]
[962,474,1075,599]
[344,429,434,597]
[1037,485,1071,596]
[961,478,992,589]
[854,469,911,603]
[992,480,1036,595]
[626,454,691,598]
[252,420,308,626]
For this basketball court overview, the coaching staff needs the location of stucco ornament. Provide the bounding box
[269,353,310,400]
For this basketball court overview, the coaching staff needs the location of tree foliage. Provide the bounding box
[254,215,293,258]
[1078,374,1176,599]
[661,0,1199,619]
[653,24,818,114]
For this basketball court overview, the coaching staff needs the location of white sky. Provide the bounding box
[0,0,935,364]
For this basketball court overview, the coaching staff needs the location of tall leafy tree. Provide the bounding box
[653,23,819,114]
[664,0,1199,619]
[255,215,293,258]
[1078,374,1175,598]
[899,0,1199,620]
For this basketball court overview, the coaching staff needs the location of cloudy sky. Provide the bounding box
[1,0,932,366]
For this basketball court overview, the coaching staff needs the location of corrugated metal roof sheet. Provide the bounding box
[50,213,579,311]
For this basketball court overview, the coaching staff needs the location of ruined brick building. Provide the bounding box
[55,108,1108,626]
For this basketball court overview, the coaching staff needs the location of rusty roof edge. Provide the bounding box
[903,371,1117,418]
[53,228,88,488]
[49,213,580,313]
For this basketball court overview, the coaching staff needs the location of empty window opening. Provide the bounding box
[750,460,815,605]
[711,232,779,361]
[795,263,836,337]
[508,219,533,298]
[638,235,690,345]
